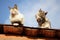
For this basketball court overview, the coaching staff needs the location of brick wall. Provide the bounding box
[0,24,60,40]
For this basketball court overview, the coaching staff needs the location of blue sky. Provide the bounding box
[0,0,60,29]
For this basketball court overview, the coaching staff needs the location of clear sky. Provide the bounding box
[0,0,60,29]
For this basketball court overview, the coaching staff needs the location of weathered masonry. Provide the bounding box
[0,24,60,40]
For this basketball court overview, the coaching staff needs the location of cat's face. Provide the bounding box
[8,4,18,16]
[10,8,17,15]
[37,9,48,25]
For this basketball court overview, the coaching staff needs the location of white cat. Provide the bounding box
[35,9,51,28]
[9,4,24,26]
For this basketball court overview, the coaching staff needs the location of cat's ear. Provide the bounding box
[14,4,18,9]
[39,9,42,12]
[45,12,48,15]
[8,6,11,10]
[40,9,42,11]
